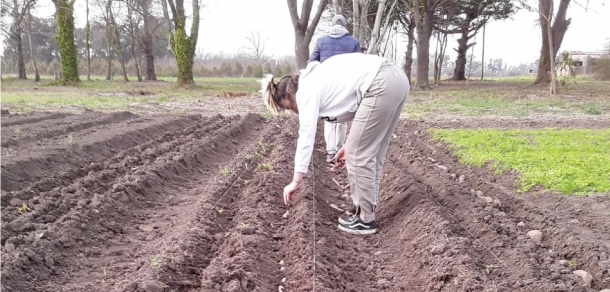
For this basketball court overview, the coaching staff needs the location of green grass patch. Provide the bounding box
[429,128,610,195]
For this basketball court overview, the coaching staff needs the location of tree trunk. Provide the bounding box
[366,0,386,54]
[105,25,113,80]
[26,12,39,82]
[414,0,433,89]
[546,1,557,94]
[53,0,80,85]
[433,31,440,84]
[435,32,447,85]
[481,22,485,80]
[352,0,370,49]
[15,28,27,79]
[129,38,142,81]
[404,20,415,85]
[287,0,328,69]
[453,29,469,81]
[535,0,571,84]
[85,0,91,80]
[145,51,156,80]
[167,0,200,85]
[141,9,156,80]
[108,5,128,82]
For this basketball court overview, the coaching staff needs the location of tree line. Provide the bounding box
[0,0,593,91]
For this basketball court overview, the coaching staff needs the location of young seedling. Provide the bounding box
[102,266,109,276]
[262,163,274,172]
[162,194,173,201]
[149,255,160,268]
[66,134,73,144]
[215,207,224,215]
[14,128,20,134]
[220,166,230,178]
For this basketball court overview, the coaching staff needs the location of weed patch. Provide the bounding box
[429,128,610,194]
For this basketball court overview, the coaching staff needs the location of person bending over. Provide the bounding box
[308,14,360,163]
[260,53,409,235]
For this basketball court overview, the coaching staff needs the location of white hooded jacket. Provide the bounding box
[294,53,387,174]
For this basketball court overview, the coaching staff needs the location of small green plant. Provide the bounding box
[261,163,274,172]
[102,266,109,276]
[568,261,575,268]
[262,111,273,119]
[220,166,230,178]
[14,128,21,134]
[244,163,249,170]
[149,255,160,268]
[215,207,224,214]
[163,194,174,201]
[66,134,73,144]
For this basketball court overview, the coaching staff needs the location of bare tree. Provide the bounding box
[125,0,142,81]
[397,0,415,84]
[108,0,128,81]
[25,7,39,81]
[535,0,571,85]
[245,30,266,64]
[287,0,328,69]
[366,0,398,55]
[126,0,162,80]
[1,0,36,79]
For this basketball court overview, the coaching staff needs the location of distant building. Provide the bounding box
[558,50,608,76]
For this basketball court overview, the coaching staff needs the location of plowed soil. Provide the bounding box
[1,111,608,292]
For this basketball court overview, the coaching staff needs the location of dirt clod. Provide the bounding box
[527,230,543,245]
[139,281,162,292]
[573,270,593,286]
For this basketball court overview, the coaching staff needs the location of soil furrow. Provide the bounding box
[0,114,226,205]
[1,111,138,148]
[1,112,73,127]
[0,114,231,247]
[1,114,201,192]
[1,114,271,292]
[0,114,241,292]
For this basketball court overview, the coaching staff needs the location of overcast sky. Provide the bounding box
[2,0,608,67]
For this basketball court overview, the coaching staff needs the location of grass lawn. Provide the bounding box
[406,79,610,118]
[0,76,261,113]
[429,128,610,195]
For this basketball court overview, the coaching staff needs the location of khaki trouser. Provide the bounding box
[345,62,409,223]
[324,121,347,155]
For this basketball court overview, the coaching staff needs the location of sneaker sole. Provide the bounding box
[337,224,377,235]
[338,217,353,225]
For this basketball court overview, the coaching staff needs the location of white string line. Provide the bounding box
[311,147,317,292]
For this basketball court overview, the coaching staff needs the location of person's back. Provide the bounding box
[309,15,361,63]
[312,29,360,63]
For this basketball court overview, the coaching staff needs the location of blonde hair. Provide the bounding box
[259,74,300,116]
[260,74,281,115]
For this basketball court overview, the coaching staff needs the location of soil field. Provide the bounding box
[1,111,609,292]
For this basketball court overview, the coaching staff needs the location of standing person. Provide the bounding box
[260,53,409,235]
[308,14,361,163]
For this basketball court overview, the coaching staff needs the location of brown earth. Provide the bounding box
[1,111,608,292]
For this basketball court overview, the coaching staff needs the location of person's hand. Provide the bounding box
[333,146,346,168]
[283,180,301,205]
